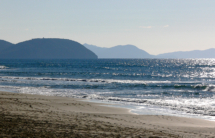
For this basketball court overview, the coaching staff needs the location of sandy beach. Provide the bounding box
[0,91,215,138]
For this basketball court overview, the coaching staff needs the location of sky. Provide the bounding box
[1,0,215,55]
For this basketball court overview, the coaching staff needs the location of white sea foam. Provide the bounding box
[0,76,203,85]
[1,78,215,120]
[0,66,9,69]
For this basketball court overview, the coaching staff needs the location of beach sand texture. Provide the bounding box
[0,91,215,138]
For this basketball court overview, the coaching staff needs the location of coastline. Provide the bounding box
[1,91,215,137]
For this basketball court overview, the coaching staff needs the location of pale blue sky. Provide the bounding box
[1,0,215,55]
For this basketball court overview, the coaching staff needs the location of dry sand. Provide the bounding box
[0,91,215,138]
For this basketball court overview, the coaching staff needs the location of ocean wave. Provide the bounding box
[1,83,215,117]
[0,76,196,84]
[0,76,214,91]
[0,66,9,69]
[85,95,215,116]
[204,85,215,92]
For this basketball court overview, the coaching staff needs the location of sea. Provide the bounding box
[1,59,215,121]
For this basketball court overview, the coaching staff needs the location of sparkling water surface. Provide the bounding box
[1,59,215,120]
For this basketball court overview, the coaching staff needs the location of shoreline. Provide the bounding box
[1,91,215,137]
[82,98,215,122]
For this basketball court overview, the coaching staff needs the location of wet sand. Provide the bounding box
[0,91,215,138]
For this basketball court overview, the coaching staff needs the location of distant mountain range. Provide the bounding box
[0,38,214,59]
[84,43,215,59]
[0,40,14,51]
[83,44,153,58]
[156,49,215,58]
[0,39,98,59]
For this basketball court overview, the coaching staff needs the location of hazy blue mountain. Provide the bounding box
[84,44,153,58]
[84,43,215,59]
[83,44,108,55]
[156,48,215,58]
[0,40,14,51]
[0,38,98,59]
[1,39,214,59]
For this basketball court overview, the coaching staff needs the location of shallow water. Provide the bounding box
[0,59,215,120]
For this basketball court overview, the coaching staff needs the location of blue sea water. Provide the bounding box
[1,59,215,120]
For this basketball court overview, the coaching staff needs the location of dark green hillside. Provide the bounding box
[0,38,98,59]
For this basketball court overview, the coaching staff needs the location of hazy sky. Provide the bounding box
[1,0,215,55]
